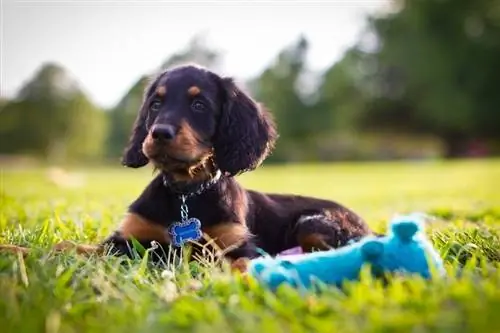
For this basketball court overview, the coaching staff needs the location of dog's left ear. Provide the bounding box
[214,78,278,176]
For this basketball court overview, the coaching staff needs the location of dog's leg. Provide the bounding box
[98,213,174,264]
[203,222,258,272]
[295,210,371,252]
[0,213,171,261]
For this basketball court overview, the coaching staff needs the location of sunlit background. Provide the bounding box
[1,4,500,331]
[1,0,499,166]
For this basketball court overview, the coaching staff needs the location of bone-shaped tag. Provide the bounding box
[169,218,203,247]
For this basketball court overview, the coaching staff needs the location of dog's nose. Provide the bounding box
[151,124,176,140]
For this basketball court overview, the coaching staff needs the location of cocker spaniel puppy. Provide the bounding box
[1,64,374,270]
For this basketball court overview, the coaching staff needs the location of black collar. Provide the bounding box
[162,170,222,198]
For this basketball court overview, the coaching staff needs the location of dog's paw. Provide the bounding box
[231,257,250,273]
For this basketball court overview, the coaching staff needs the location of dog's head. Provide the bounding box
[121,64,277,181]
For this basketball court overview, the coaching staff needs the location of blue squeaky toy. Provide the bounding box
[248,213,445,291]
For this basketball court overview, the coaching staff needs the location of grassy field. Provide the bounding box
[1,159,499,333]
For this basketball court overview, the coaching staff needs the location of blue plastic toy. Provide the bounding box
[248,213,445,291]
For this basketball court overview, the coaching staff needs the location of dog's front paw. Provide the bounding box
[230,257,250,273]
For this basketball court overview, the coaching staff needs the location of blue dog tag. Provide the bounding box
[169,218,203,247]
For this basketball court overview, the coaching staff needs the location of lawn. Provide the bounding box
[1,159,499,333]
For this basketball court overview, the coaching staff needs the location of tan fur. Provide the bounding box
[188,86,200,96]
[0,214,167,258]
[170,158,215,183]
[156,85,167,96]
[118,213,170,243]
[142,117,214,183]
[142,120,210,166]
[141,131,155,158]
[297,233,331,252]
[173,120,210,160]
[230,257,250,273]
[203,223,250,252]
[324,208,371,235]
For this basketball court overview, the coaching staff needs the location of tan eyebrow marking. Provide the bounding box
[156,86,167,96]
[188,86,200,96]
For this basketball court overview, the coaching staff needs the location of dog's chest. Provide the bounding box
[163,193,234,233]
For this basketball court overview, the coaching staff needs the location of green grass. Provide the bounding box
[1,159,500,333]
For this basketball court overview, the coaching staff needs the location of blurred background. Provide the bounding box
[1,0,499,167]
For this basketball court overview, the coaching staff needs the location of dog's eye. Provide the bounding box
[150,100,162,112]
[191,100,206,112]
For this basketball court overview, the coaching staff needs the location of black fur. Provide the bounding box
[213,78,277,176]
[103,174,372,261]
[121,79,160,168]
[106,64,373,264]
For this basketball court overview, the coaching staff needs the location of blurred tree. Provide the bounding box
[0,63,107,162]
[106,76,149,160]
[312,49,377,160]
[317,49,372,133]
[252,35,320,161]
[64,92,107,161]
[0,98,7,111]
[106,33,223,158]
[362,0,500,157]
[160,32,223,70]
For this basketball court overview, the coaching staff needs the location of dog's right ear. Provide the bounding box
[121,78,158,168]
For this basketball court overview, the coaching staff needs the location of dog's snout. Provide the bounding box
[151,124,176,140]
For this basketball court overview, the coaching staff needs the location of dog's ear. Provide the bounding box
[213,78,278,176]
[121,78,158,168]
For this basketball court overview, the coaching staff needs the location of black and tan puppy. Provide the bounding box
[1,64,374,270]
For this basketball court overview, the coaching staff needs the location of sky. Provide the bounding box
[1,0,390,108]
